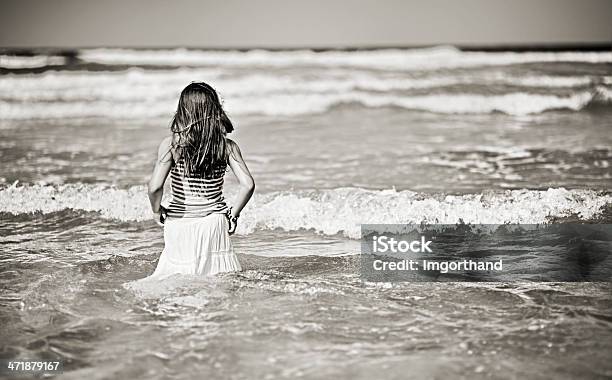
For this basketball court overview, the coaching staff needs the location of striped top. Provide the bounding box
[166,160,228,218]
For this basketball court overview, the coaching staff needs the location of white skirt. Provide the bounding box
[150,213,242,277]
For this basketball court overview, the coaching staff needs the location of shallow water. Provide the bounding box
[2,223,612,379]
[1,47,612,378]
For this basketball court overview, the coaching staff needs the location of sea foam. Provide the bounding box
[1,65,610,119]
[1,183,609,239]
[77,47,612,71]
[0,55,67,69]
[0,88,605,119]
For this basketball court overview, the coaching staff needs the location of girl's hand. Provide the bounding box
[226,207,238,235]
[228,217,237,235]
[156,206,168,227]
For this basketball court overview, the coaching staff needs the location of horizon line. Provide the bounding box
[1,42,611,54]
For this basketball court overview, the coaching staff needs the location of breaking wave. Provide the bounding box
[77,47,612,71]
[0,55,67,69]
[0,88,607,119]
[1,183,609,239]
[0,69,598,98]
[2,61,611,119]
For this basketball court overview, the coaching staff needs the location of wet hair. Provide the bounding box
[170,82,234,177]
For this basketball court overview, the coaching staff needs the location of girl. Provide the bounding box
[146,82,255,277]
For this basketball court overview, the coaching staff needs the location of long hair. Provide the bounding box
[170,82,234,177]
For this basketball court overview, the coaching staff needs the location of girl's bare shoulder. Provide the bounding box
[226,138,239,154]
[157,136,175,162]
[160,136,173,149]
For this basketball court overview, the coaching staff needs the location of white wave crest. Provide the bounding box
[78,47,612,71]
[1,184,609,239]
[0,66,605,119]
[341,91,594,116]
[596,85,612,101]
[0,69,594,102]
[0,90,597,119]
[0,55,67,69]
[491,74,593,88]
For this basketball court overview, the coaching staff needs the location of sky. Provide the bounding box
[1,0,611,48]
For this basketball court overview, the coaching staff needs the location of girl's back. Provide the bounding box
[145,82,255,278]
[166,157,228,218]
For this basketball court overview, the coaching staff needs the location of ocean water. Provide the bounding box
[1,46,612,379]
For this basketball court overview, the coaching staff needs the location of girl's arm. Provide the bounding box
[147,137,173,216]
[227,139,255,232]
